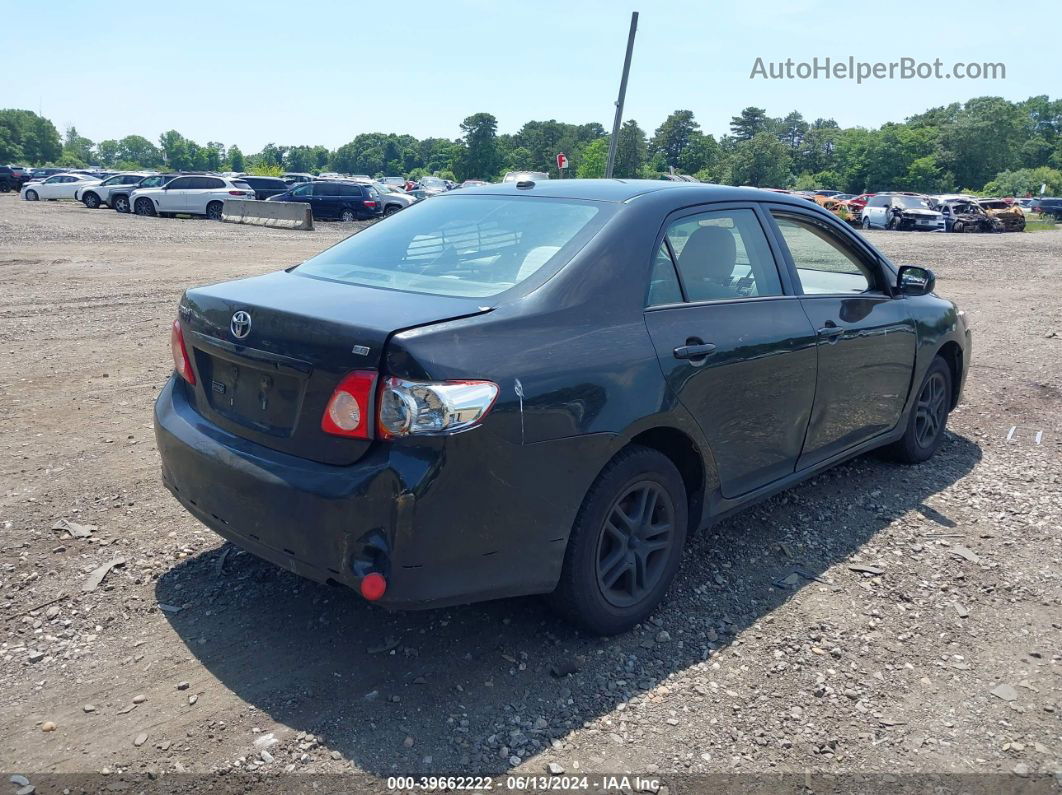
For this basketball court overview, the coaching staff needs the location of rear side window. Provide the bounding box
[339,184,361,197]
[232,180,252,190]
[314,183,340,197]
[199,177,225,189]
[646,243,683,307]
[771,214,879,295]
[297,195,608,298]
[664,209,783,302]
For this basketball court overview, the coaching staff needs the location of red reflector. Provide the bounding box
[321,371,377,438]
[228,190,245,195]
[360,572,387,601]
[170,319,196,385]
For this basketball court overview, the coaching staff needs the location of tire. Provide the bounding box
[340,208,356,222]
[886,356,952,464]
[134,197,156,216]
[82,191,100,209]
[861,216,871,230]
[25,189,38,201]
[206,201,223,221]
[0,182,10,193]
[952,221,963,234]
[548,445,688,635]
[887,215,901,230]
[112,194,130,214]
[384,204,400,216]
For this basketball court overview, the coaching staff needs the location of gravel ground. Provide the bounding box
[0,196,1059,790]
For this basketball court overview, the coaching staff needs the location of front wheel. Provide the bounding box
[952,221,963,234]
[549,446,688,635]
[134,197,156,216]
[82,192,101,209]
[861,216,871,230]
[206,201,223,221]
[886,356,952,464]
[112,194,130,213]
[383,205,400,217]
[24,189,38,201]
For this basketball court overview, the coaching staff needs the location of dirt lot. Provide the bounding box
[0,196,1059,790]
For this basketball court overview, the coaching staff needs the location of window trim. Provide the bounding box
[644,201,797,311]
[764,204,898,298]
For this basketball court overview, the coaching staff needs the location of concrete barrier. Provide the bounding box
[222,199,313,231]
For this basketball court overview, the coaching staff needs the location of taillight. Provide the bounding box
[228,190,248,196]
[321,371,377,438]
[363,200,377,208]
[170,319,196,385]
[377,378,499,438]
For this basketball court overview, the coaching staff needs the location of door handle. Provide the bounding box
[673,342,717,359]
[817,324,844,338]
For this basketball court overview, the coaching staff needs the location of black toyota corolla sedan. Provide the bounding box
[155,180,971,634]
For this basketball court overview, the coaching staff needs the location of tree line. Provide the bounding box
[2,94,1061,196]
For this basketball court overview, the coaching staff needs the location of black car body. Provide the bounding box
[110,173,180,213]
[1030,197,1062,220]
[0,166,15,192]
[26,167,65,183]
[266,180,384,221]
[939,199,1004,233]
[240,176,289,201]
[155,181,971,633]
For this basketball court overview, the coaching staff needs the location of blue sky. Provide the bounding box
[4,1,1051,151]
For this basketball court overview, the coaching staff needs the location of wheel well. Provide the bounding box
[629,427,705,531]
[937,341,963,409]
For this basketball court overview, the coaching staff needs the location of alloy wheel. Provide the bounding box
[914,371,948,448]
[595,481,675,608]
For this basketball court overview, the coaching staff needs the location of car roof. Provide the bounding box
[451,178,827,208]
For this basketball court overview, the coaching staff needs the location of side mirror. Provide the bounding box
[897,265,935,296]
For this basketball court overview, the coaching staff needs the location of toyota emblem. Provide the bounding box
[230,311,252,339]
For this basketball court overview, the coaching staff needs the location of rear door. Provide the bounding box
[863,195,889,228]
[642,205,819,498]
[189,176,226,213]
[311,182,340,219]
[766,207,917,468]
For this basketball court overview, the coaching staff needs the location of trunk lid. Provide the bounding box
[179,270,490,465]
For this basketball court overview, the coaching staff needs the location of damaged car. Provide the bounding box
[977,198,1026,232]
[861,194,944,231]
[155,180,970,634]
[939,199,1005,233]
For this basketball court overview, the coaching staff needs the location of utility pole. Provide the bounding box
[605,11,639,179]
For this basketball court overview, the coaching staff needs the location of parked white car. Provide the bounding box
[76,172,153,209]
[860,194,944,231]
[20,173,101,201]
[128,175,255,220]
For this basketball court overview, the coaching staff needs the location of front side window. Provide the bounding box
[664,208,783,302]
[101,175,123,186]
[772,214,879,295]
[297,195,608,298]
[291,183,312,197]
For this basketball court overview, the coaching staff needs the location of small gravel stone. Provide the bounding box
[41,722,56,733]
[83,704,96,713]
[133,732,148,747]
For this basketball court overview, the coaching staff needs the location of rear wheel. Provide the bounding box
[112,194,130,213]
[340,208,356,222]
[861,216,871,229]
[952,221,963,234]
[549,446,688,635]
[206,201,223,221]
[134,197,156,216]
[0,182,10,193]
[25,189,38,201]
[82,191,101,209]
[886,356,952,464]
[887,214,901,230]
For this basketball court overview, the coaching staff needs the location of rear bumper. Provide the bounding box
[154,377,601,608]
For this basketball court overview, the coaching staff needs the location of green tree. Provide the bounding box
[226,145,245,172]
[159,130,194,170]
[730,107,769,141]
[650,110,699,168]
[576,138,608,178]
[95,139,121,167]
[938,96,1026,189]
[678,132,721,177]
[728,132,792,186]
[778,111,809,150]
[63,126,95,164]
[118,135,162,167]
[458,112,499,180]
[613,119,647,178]
[204,142,226,171]
[0,110,62,164]
[983,166,1062,197]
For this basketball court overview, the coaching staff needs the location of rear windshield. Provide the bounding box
[296,195,608,298]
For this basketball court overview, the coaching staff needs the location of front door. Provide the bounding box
[766,209,917,468]
[311,183,340,219]
[643,206,819,498]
